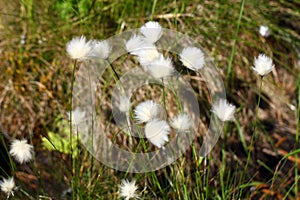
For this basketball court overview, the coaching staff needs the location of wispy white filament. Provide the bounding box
[134,100,160,123]
[252,54,274,76]
[0,177,15,198]
[140,21,163,44]
[10,139,34,164]
[211,99,236,122]
[136,46,160,67]
[118,179,139,200]
[180,47,205,71]
[259,25,271,37]
[145,119,170,148]
[89,40,111,59]
[147,55,174,79]
[118,95,131,113]
[125,35,147,55]
[66,35,93,60]
[67,107,86,127]
[170,113,192,133]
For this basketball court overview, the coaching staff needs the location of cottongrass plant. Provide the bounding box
[66,36,93,61]
[66,33,123,197]
[252,54,274,77]
[251,53,274,140]
[125,22,162,70]
[125,21,174,117]
[66,35,95,197]
[251,53,274,142]
[122,21,208,197]
[118,179,140,200]
[63,21,238,199]
[9,139,34,164]
[239,53,275,198]
[66,39,83,196]
[63,20,280,199]
[0,177,16,199]
[211,99,236,199]
[66,34,93,149]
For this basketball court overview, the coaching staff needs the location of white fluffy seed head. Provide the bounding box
[67,107,86,127]
[180,47,205,71]
[140,21,162,44]
[147,55,174,79]
[0,177,15,198]
[125,35,148,55]
[145,119,170,148]
[9,139,33,164]
[118,95,131,113]
[66,35,93,60]
[211,99,236,122]
[252,54,274,76]
[259,25,271,37]
[136,45,160,67]
[89,40,111,59]
[118,179,139,200]
[170,113,192,133]
[134,100,160,123]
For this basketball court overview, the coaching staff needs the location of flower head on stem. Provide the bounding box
[66,36,93,61]
[252,54,274,77]
[211,99,236,122]
[140,21,162,44]
[0,177,16,199]
[10,139,34,164]
[118,179,140,200]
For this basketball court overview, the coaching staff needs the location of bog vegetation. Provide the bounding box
[0,0,299,199]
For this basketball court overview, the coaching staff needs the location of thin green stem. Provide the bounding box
[174,0,178,30]
[87,64,94,196]
[221,149,226,200]
[150,0,158,20]
[223,122,229,145]
[0,134,15,176]
[192,143,203,199]
[254,76,263,141]
[205,155,210,199]
[109,63,120,81]
[70,59,77,198]
[226,0,245,88]
[238,76,263,198]
[20,188,35,200]
[168,79,183,112]
[74,128,80,196]
[105,59,123,92]
[221,119,229,199]
[105,59,120,81]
